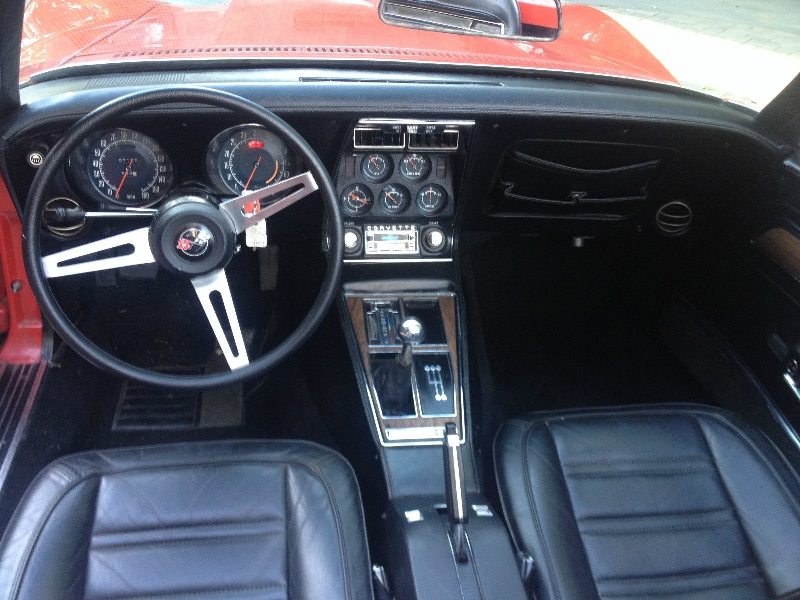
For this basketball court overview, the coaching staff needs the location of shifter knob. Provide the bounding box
[397,317,423,367]
[398,317,424,345]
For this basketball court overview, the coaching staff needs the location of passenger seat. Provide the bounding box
[494,404,800,600]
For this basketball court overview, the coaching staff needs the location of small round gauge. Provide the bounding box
[84,129,173,206]
[379,184,410,213]
[341,184,374,215]
[416,184,448,214]
[399,153,432,181]
[206,125,290,195]
[361,153,393,183]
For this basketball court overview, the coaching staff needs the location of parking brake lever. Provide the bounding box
[443,422,468,563]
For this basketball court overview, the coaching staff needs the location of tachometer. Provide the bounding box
[84,129,173,206]
[206,125,290,195]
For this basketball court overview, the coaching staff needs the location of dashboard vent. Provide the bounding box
[656,201,692,235]
[408,129,459,151]
[43,197,87,239]
[354,127,406,150]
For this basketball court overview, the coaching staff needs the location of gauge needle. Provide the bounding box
[115,159,134,199]
[349,192,366,205]
[243,156,263,192]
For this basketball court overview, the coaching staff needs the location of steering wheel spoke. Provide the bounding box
[41,227,155,278]
[191,269,249,370]
[219,171,318,234]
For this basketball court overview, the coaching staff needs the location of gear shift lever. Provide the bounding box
[397,317,423,368]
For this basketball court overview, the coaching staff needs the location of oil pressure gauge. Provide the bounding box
[399,153,431,181]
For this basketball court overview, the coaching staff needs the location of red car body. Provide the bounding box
[20,0,676,85]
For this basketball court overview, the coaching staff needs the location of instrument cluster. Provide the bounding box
[66,124,296,208]
[337,152,454,219]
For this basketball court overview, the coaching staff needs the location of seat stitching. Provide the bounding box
[596,563,760,583]
[92,516,282,537]
[580,517,736,536]
[598,576,765,597]
[563,456,709,468]
[577,507,730,522]
[521,422,563,600]
[91,530,279,550]
[89,582,285,600]
[566,466,711,479]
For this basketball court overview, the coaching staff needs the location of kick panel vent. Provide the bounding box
[656,201,692,235]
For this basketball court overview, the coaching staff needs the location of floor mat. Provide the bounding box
[468,237,713,417]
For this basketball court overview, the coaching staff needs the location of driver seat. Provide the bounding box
[0,440,374,600]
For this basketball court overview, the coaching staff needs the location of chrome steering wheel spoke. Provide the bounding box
[219,171,318,234]
[191,268,249,370]
[41,227,155,278]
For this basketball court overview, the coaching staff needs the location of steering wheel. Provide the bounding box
[22,87,343,389]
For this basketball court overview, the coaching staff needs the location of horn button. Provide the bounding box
[149,194,237,276]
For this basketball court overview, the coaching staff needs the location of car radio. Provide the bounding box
[364,224,419,255]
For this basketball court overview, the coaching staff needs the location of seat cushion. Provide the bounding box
[494,404,800,600]
[0,440,373,600]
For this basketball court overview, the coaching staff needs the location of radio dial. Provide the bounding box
[422,226,447,253]
[344,228,362,254]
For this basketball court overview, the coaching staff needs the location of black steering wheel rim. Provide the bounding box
[23,86,343,390]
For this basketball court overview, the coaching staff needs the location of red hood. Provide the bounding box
[20,0,676,85]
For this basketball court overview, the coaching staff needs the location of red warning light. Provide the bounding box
[247,140,265,149]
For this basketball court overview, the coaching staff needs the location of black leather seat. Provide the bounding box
[494,404,800,600]
[0,440,373,600]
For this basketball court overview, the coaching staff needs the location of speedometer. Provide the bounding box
[84,129,173,206]
[206,125,290,195]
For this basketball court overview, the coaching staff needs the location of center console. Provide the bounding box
[335,119,526,600]
[345,292,464,445]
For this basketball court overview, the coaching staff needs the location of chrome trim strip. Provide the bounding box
[385,426,445,441]
[358,118,476,127]
[344,258,452,264]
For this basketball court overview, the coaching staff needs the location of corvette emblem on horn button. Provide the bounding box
[175,226,213,257]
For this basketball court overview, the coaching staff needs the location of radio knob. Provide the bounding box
[344,228,362,254]
[422,226,446,253]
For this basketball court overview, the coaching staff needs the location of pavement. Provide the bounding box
[564,0,800,109]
